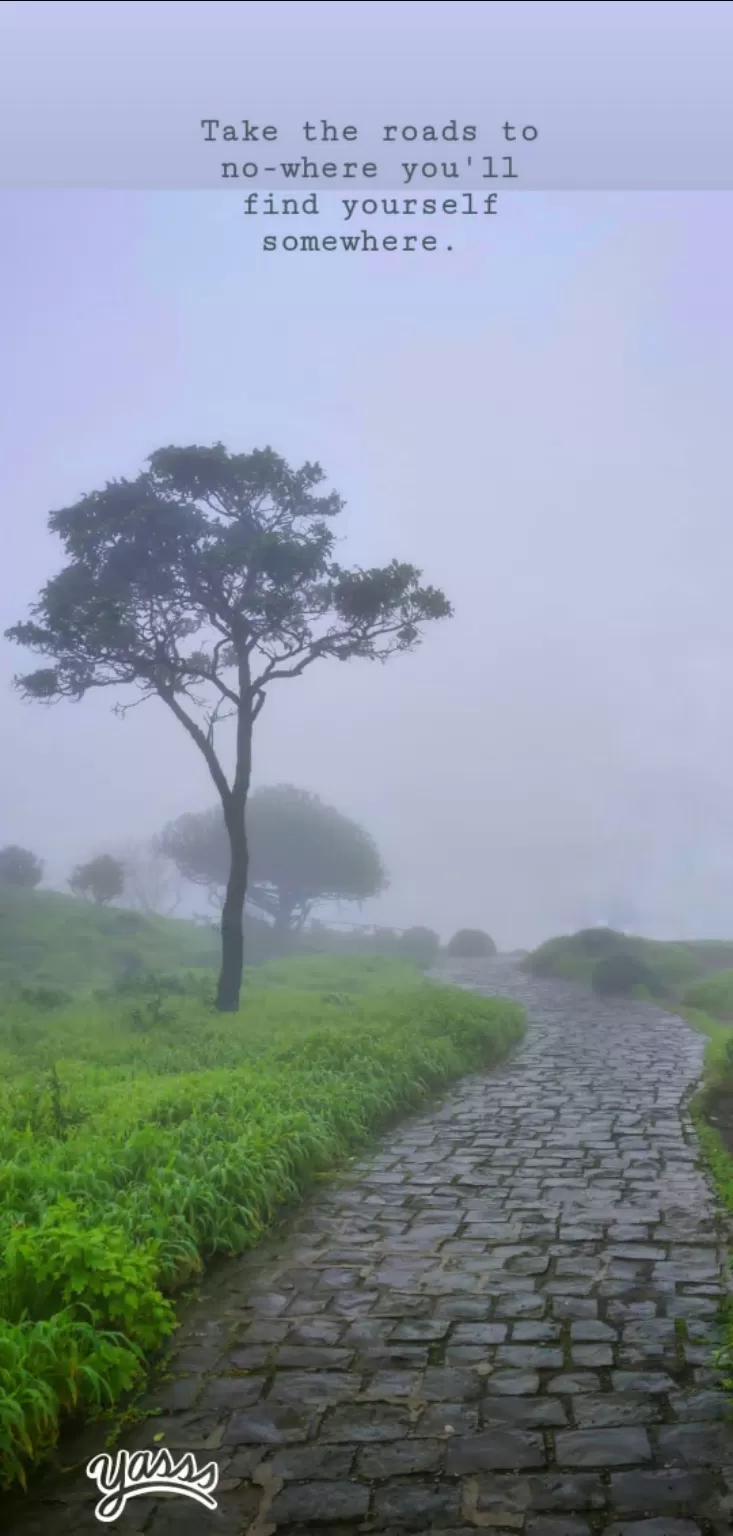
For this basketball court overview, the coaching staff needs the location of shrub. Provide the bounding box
[397,927,441,968]
[69,854,125,906]
[446,928,497,958]
[570,926,626,958]
[523,929,626,979]
[591,951,665,998]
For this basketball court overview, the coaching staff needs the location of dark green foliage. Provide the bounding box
[591,951,666,998]
[69,854,125,906]
[0,845,43,889]
[446,928,497,958]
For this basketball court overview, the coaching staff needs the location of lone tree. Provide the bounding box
[160,784,388,935]
[69,853,126,905]
[0,844,44,888]
[7,444,452,1010]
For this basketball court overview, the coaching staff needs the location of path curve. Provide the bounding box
[7,957,733,1534]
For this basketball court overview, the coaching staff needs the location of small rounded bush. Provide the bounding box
[397,926,441,968]
[591,952,664,998]
[446,928,497,958]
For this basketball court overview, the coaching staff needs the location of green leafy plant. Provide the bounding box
[590,952,665,998]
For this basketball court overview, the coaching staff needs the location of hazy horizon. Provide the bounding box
[3,188,733,949]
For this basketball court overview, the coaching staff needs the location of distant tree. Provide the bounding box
[397,926,441,968]
[69,854,125,905]
[160,784,388,935]
[6,444,451,1010]
[0,844,44,888]
[115,840,184,917]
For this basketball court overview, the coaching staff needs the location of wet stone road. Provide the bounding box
[8,957,733,1535]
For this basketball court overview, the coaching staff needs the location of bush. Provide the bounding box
[446,928,497,958]
[523,929,627,979]
[591,951,665,998]
[569,926,626,958]
[0,846,43,889]
[397,926,441,968]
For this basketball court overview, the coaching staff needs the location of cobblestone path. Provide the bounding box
[7,958,733,1535]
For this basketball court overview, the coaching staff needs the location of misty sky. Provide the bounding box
[2,186,733,947]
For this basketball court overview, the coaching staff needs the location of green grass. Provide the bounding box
[0,951,524,1490]
[683,968,733,1023]
[0,885,297,994]
[674,972,733,1391]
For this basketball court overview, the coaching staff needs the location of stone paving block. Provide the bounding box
[270,1479,370,1525]
[445,1427,546,1471]
[373,1478,462,1524]
[555,1426,652,1466]
[604,1521,703,1535]
[609,1467,720,1512]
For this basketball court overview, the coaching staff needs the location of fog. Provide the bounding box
[2,187,733,949]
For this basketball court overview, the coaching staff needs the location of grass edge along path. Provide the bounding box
[0,960,525,1492]
[684,1006,733,1396]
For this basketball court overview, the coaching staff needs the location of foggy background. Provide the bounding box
[2,188,732,948]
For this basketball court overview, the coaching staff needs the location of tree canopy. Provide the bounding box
[160,784,388,932]
[69,854,126,906]
[7,443,452,1008]
[0,845,44,889]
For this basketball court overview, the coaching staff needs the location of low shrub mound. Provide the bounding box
[523,930,733,997]
[0,954,524,1489]
[397,926,441,969]
[523,928,627,979]
[591,951,665,998]
[446,928,497,958]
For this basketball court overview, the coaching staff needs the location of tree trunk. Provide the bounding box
[215,685,254,1013]
[273,891,297,940]
[216,811,248,1011]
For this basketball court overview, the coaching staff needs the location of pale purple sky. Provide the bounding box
[1,5,733,945]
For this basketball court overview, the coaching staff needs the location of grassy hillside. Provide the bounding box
[0,885,290,993]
